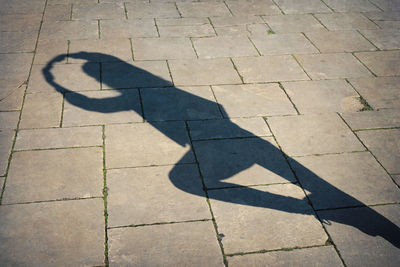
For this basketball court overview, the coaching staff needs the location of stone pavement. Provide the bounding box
[0,0,400,266]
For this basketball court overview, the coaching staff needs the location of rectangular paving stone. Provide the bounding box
[107,165,209,227]
[357,129,400,174]
[193,36,258,58]
[0,84,25,111]
[369,0,400,11]
[141,86,222,121]
[291,152,400,210]
[109,221,224,266]
[314,12,380,31]
[43,4,71,21]
[282,80,362,113]
[355,51,400,76]
[40,20,99,40]
[188,117,271,140]
[132,37,196,60]
[35,39,68,65]
[0,53,33,82]
[0,199,105,266]
[48,0,98,4]
[63,89,142,126]
[102,60,172,89]
[68,39,133,63]
[274,0,332,14]
[228,246,343,267]
[212,83,296,117]
[363,11,400,20]
[262,14,326,33]
[0,0,45,15]
[214,24,270,37]
[360,29,400,50]
[317,205,400,267]
[305,31,376,53]
[208,184,327,253]
[233,55,309,83]
[250,33,318,55]
[267,113,364,156]
[177,2,231,17]
[210,16,264,27]
[225,0,281,16]
[15,126,102,150]
[3,147,103,204]
[100,19,158,39]
[0,31,37,53]
[156,17,210,26]
[125,2,180,18]
[194,137,296,188]
[105,122,194,168]
[323,0,381,12]
[296,53,373,80]
[28,63,100,93]
[0,112,20,130]
[0,130,14,176]
[169,58,241,86]
[158,24,216,37]
[72,3,125,20]
[0,14,42,31]
[375,20,400,28]
[341,109,400,130]
[348,77,400,109]
[19,92,63,129]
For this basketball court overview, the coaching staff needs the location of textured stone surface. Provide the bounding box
[0,31,37,53]
[15,126,103,150]
[210,16,264,27]
[212,83,296,117]
[296,53,373,80]
[108,221,224,266]
[105,122,194,168]
[157,17,210,26]
[0,14,42,31]
[0,199,105,266]
[0,84,25,111]
[267,113,364,156]
[72,3,125,20]
[274,0,332,14]
[214,24,270,37]
[360,29,400,50]
[0,54,33,82]
[208,184,327,253]
[355,51,400,76]
[283,80,362,113]
[341,109,400,130]
[0,112,19,130]
[40,20,98,40]
[177,2,231,17]
[229,246,343,266]
[314,12,380,31]
[100,19,158,39]
[357,129,400,174]
[35,39,68,65]
[225,0,281,16]
[233,55,309,83]
[125,2,180,18]
[194,137,296,188]
[193,36,258,58]
[3,148,103,204]
[291,152,400,209]
[158,24,216,37]
[107,165,210,227]
[263,14,326,33]
[0,130,14,176]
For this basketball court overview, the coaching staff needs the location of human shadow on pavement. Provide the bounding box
[43,52,400,248]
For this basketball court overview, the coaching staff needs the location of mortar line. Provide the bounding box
[311,13,329,31]
[301,32,321,53]
[360,12,382,29]
[278,82,301,115]
[189,37,200,58]
[137,88,146,122]
[223,1,234,16]
[356,29,380,51]
[207,17,218,36]
[165,59,175,86]
[102,125,109,266]
[123,2,128,19]
[344,78,373,111]
[2,196,103,206]
[291,54,313,80]
[97,19,101,39]
[351,52,377,77]
[271,0,285,14]
[174,2,182,18]
[108,219,212,230]
[354,126,400,132]
[154,18,161,37]
[319,0,335,12]
[13,145,103,153]
[229,57,245,84]
[226,243,330,257]
[66,40,71,63]
[129,38,135,61]
[247,36,262,56]
[59,92,65,127]
[69,4,73,20]
[366,0,385,11]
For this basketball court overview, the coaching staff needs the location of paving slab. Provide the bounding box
[375,20,400,28]
[169,58,241,85]
[0,54,33,83]
[228,246,343,266]
[318,205,400,267]
[291,152,400,210]
[69,39,132,63]
[0,130,14,176]
[250,33,318,55]
[360,29,400,50]
[323,0,381,12]
[108,221,224,266]
[214,24,270,36]
[348,77,400,109]
[0,112,20,130]
[0,31,40,53]
[194,137,296,188]
[193,36,258,58]
[63,89,142,126]
[107,165,209,227]
[132,37,196,60]
[212,83,296,117]
[357,129,400,174]
[48,0,97,4]
[28,63,100,93]
[0,14,42,31]
[177,2,231,17]
[208,184,327,253]
[369,0,400,11]
[188,117,271,140]
[40,20,99,40]
[0,84,25,111]
[15,126,103,150]
[141,86,222,121]
[210,16,264,27]
[3,147,103,204]
[341,109,400,130]
[105,122,194,168]
[225,0,281,16]
[157,17,210,26]
[102,60,172,89]
[363,11,400,20]
[100,18,158,39]
[305,30,376,53]
[72,3,126,20]
[274,0,332,14]
[0,199,105,266]
[125,2,180,18]
[314,12,380,31]
[355,50,400,76]
[267,113,364,156]
[295,53,373,80]
[158,24,216,37]
[0,0,45,15]
[262,14,326,33]
[233,55,309,83]
[34,39,68,65]
[19,92,63,129]
[43,4,72,21]
[283,80,362,114]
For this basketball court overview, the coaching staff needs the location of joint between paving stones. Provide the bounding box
[291,54,313,80]
[208,85,226,118]
[311,13,330,30]
[271,0,286,15]
[137,88,146,122]
[367,0,385,11]
[108,218,213,230]
[207,17,219,36]
[248,36,263,56]
[302,32,322,53]
[123,2,128,20]
[229,57,245,84]
[223,1,234,16]
[206,181,297,191]
[102,125,109,266]
[2,196,103,206]
[189,37,200,59]
[13,145,103,153]
[344,78,374,111]
[319,0,335,12]
[356,29,381,51]
[153,18,161,38]
[278,82,301,115]
[351,52,378,77]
